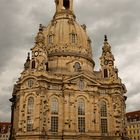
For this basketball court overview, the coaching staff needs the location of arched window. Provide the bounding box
[78,99,85,115]
[104,69,108,78]
[63,0,70,9]
[78,98,85,133]
[51,98,59,132]
[27,97,34,132]
[74,62,81,72]
[28,79,34,88]
[71,33,76,43]
[100,101,108,134]
[51,98,58,115]
[32,60,36,69]
[100,101,107,117]
[27,97,34,114]
[48,35,53,44]
[45,62,49,71]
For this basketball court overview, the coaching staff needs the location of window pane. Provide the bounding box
[78,99,85,115]
[28,79,34,88]
[32,60,36,69]
[78,117,85,132]
[74,62,81,72]
[101,119,108,134]
[51,98,58,114]
[51,117,58,132]
[27,116,33,132]
[100,101,107,117]
[48,35,53,44]
[72,34,76,43]
[27,97,34,114]
[104,69,108,78]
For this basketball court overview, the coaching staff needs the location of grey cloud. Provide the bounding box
[0,0,140,121]
[0,93,11,121]
[75,1,140,113]
[75,0,140,48]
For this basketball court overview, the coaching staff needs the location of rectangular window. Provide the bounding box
[78,107,85,115]
[48,35,53,44]
[51,116,58,132]
[101,119,108,134]
[78,117,85,132]
[104,69,109,78]
[27,106,34,114]
[27,116,33,132]
[101,108,107,117]
[71,34,76,43]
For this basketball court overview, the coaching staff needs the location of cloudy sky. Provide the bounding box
[0,0,140,121]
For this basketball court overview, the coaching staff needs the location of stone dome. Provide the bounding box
[43,17,92,59]
[31,0,95,73]
[42,0,93,62]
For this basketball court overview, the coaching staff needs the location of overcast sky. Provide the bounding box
[0,0,140,121]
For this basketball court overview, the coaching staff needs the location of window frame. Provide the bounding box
[27,116,33,132]
[50,97,59,133]
[100,101,108,134]
[48,34,53,44]
[104,69,109,78]
[27,97,34,114]
[51,98,59,115]
[74,62,81,72]
[78,117,85,133]
[77,98,86,133]
[78,99,85,115]
[101,118,108,134]
[70,33,77,44]
[51,116,58,132]
[26,97,34,132]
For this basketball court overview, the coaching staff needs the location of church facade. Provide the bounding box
[10,0,128,140]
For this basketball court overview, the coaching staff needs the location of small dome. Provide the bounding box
[42,11,93,61]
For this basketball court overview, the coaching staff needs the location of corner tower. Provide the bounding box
[10,1,128,140]
[100,35,119,80]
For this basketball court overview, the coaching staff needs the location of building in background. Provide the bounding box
[126,110,140,140]
[0,122,11,140]
[10,0,128,139]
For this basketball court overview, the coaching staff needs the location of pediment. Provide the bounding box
[64,73,100,86]
[20,75,37,83]
[19,76,38,90]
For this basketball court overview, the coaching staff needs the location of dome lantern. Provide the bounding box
[54,0,75,19]
[55,0,73,13]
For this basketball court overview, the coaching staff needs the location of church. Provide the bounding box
[10,0,128,139]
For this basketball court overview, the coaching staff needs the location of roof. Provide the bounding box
[0,122,11,134]
[126,110,140,119]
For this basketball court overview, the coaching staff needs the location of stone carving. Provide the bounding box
[113,96,122,118]
[103,43,111,53]
[81,24,86,31]
[51,20,57,26]
[47,44,92,58]
[37,61,45,71]
[24,53,30,70]
[11,0,127,139]
[68,18,74,25]
[113,95,124,135]
[35,24,45,46]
